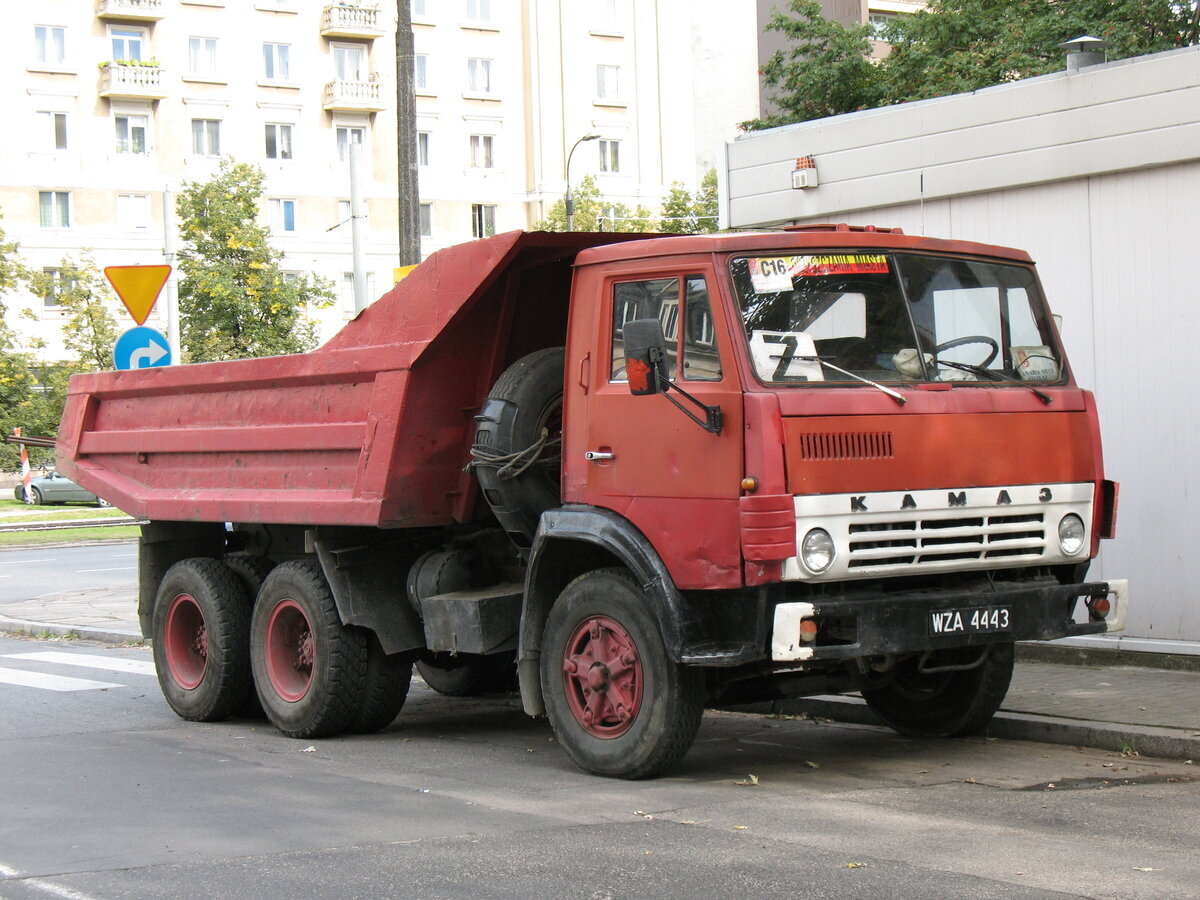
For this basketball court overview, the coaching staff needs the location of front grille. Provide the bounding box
[847,511,1046,570]
[797,431,893,461]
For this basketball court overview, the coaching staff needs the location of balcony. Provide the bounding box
[323,79,386,111]
[320,3,385,40]
[96,0,165,21]
[99,63,167,100]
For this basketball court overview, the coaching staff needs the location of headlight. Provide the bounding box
[1058,514,1086,556]
[801,528,835,573]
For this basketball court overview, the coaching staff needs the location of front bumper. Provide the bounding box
[771,578,1129,662]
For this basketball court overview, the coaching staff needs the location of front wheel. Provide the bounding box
[861,642,1015,737]
[540,568,704,779]
[24,487,42,506]
[250,561,367,739]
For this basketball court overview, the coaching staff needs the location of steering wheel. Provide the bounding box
[933,335,999,368]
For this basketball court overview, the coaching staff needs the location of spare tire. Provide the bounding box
[472,347,564,547]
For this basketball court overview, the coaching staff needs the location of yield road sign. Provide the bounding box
[104,265,171,326]
[114,326,172,370]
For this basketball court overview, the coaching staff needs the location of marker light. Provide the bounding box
[740,476,759,493]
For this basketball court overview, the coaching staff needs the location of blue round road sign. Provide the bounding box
[114,326,172,370]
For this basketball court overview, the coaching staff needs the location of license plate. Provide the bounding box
[929,606,1011,636]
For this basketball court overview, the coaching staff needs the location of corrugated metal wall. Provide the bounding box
[721,47,1200,651]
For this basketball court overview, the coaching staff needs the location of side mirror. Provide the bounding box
[622,318,669,396]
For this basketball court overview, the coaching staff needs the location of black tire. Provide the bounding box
[151,558,254,722]
[416,652,515,697]
[861,642,1015,737]
[473,347,565,545]
[540,568,704,779]
[224,556,275,718]
[24,487,42,506]
[250,560,368,739]
[348,631,414,734]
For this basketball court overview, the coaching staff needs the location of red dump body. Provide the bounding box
[56,231,651,528]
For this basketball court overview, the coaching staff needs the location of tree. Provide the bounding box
[744,0,1198,129]
[537,175,657,233]
[176,159,333,363]
[26,254,120,372]
[658,169,720,234]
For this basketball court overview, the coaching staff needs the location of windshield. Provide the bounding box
[728,252,1063,386]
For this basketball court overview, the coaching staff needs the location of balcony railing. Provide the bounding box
[96,0,165,20]
[323,79,386,111]
[321,4,386,39]
[99,63,167,100]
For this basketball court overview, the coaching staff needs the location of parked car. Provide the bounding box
[14,471,111,507]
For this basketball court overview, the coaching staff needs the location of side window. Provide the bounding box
[682,275,721,381]
[610,278,679,380]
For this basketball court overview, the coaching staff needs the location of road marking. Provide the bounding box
[73,566,136,573]
[0,668,123,692]
[4,652,156,676]
[0,558,54,565]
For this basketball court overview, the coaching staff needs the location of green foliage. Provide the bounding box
[659,170,720,234]
[744,0,1198,128]
[176,159,333,362]
[27,254,120,373]
[537,175,657,233]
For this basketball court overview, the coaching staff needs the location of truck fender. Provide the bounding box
[517,505,696,716]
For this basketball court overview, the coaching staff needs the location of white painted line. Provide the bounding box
[0,668,124,692]
[5,652,156,676]
[0,558,54,565]
[73,566,136,573]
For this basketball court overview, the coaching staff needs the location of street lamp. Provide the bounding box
[565,133,600,232]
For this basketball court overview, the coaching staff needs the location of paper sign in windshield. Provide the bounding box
[748,330,824,382]
[749,255,889,293]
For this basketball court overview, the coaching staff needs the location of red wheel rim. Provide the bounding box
[164,593,207,691]
[561,615,643,739]
[265,598,315,702]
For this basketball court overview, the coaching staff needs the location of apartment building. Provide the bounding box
[1,0,758,356]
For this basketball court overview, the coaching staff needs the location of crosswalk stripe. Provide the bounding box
[4,652,156,676]
[0,668,124,692]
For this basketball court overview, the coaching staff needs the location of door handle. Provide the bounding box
[584,450,615,461]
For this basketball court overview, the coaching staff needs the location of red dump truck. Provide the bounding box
[57,227,1127,778]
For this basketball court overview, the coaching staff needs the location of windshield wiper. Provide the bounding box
[935,360,1053,405]
[800,356,907,405]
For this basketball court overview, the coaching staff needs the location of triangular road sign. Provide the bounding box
[104,265,171,326]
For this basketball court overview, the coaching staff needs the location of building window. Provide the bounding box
[115,114,148,154]
[191,118,221,156]
[336,125,366,162]
[39,112,68,151]
[340,271,376,316]
[110,27,145,61]
[263,42,290,80]
[333,44,365,81]
[469,134,493,168]
[598,139,619,173]
[411,0,426,16]
[337,199,351,224]
[117,193,150,230]
[41,267,70,309]
[269,198,297,233]
[34,25,66,65]
[471,203,495,238]
[869,12,896,37]
[466,0,491,22]
[39,191,71,228]
[188,36,218,77]
[596,64,620,101]
[420,202,432,237]
[467,57,492,93]
[417,131,430,166]
[596,0,618,27]
[265,123,293,159]
[414,54,428,90]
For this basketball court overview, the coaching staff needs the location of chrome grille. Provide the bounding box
[847,511,1046,569]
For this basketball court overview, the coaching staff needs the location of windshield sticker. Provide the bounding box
[1012,346,1059,381]
[748,330,824,382]
[748,255,889,293]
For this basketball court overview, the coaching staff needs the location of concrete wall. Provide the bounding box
[720,46,1200,652]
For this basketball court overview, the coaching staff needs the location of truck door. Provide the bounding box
[579,270,744,588]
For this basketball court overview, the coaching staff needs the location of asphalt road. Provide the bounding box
[0,634,1197,900]
[0,544,137,604]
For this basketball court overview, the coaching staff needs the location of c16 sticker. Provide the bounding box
[749,254,889,293]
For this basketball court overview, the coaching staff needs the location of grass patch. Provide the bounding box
[0,507,132,524]
[0,525,141,546]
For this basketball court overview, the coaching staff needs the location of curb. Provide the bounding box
[744,695,1200,762]
[0,614,143,646]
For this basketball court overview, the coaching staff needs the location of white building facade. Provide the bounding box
[1,0,759,352]
[720,46,1200,652]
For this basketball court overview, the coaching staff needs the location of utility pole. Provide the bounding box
[396,0,420,265]
[350,141,368,314]
[161,186,181,363]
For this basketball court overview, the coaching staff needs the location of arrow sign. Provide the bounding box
[105,265,171,326]
[114,326,172,370]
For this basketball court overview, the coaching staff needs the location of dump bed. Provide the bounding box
[56,231,652,528]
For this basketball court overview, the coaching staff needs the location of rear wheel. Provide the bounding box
[224,556,275,718]
[861,642,1015,737]
[152,558,253,722]
[250,560,367,739]
[348,632,414,734]
[540,568,704,779]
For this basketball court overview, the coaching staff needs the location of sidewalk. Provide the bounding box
[2,585,1197,762]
